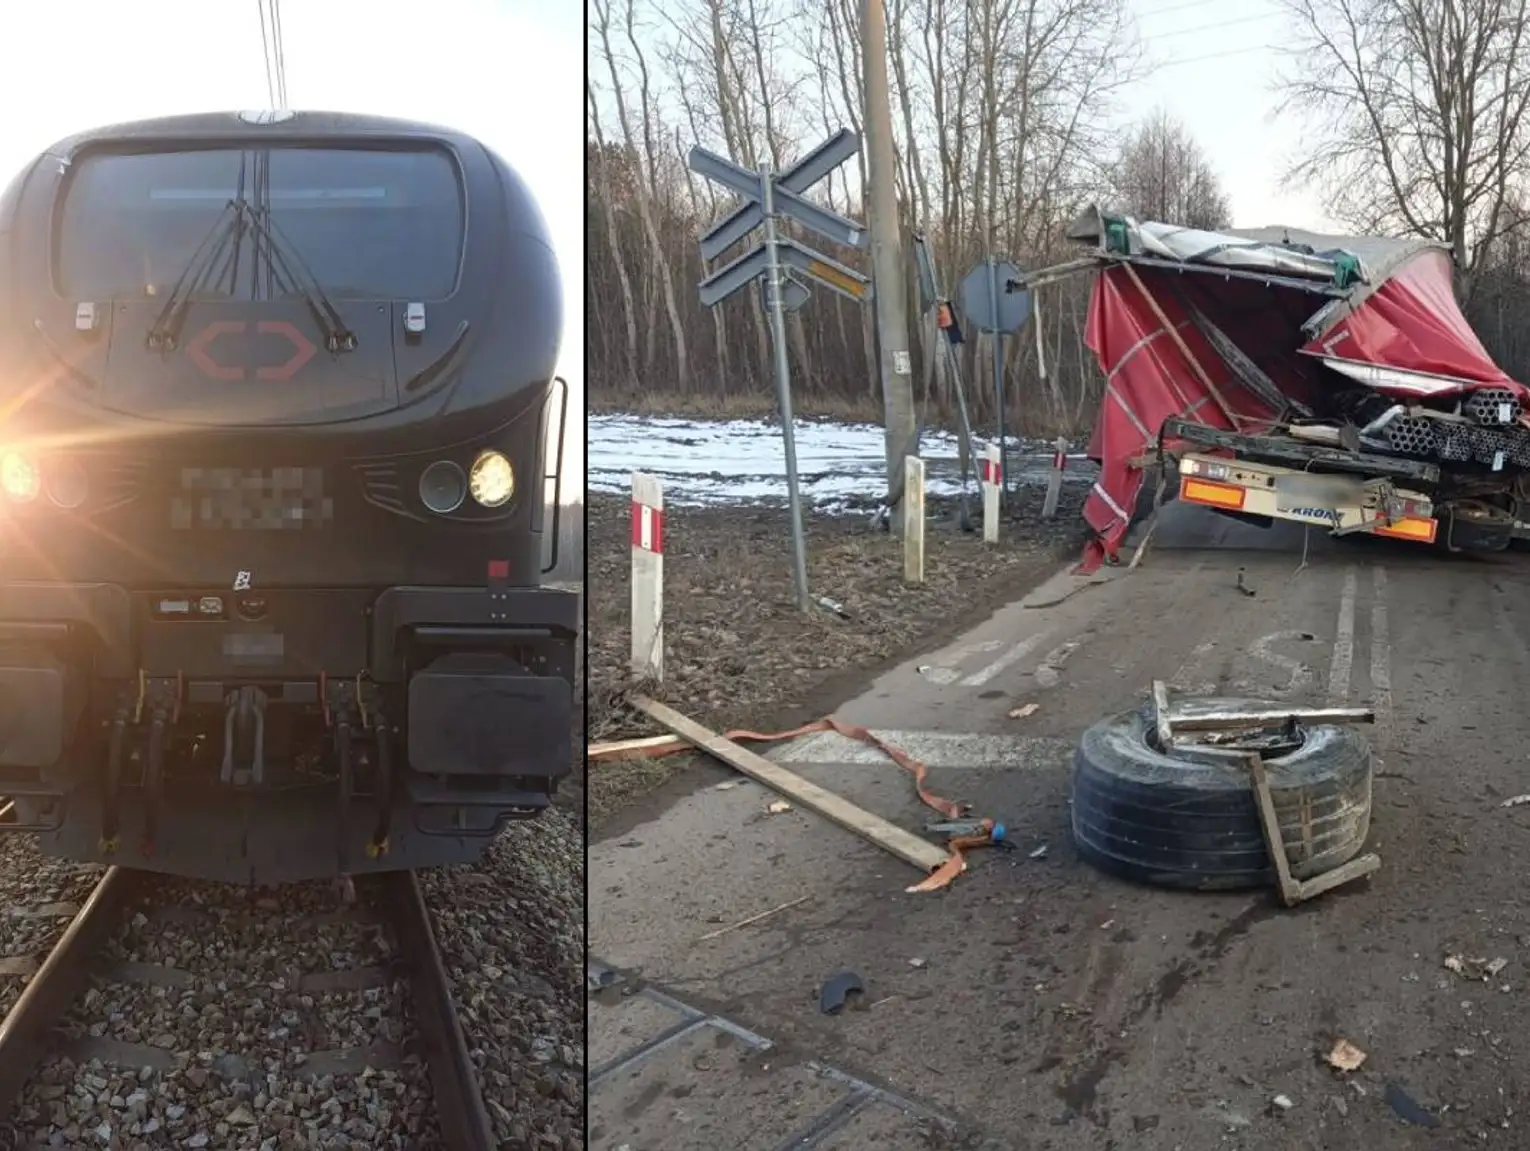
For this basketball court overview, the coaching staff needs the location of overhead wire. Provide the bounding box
[271,0,289,109]
[257,0,278,109]
[255,0,289,111]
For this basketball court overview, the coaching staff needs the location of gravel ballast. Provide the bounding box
[0,805,585,1150]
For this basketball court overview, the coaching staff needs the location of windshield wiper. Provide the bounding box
[144,200,243,351]
[244,205,357,353]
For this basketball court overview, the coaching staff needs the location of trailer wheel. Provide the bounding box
[1070,699,1373,891]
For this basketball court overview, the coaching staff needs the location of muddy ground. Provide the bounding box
[586,487,1087,826]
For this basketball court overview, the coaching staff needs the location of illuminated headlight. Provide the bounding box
[468,450,515,508]
[0,451,40,502]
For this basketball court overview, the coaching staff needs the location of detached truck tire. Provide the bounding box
[1070,700,1373,891]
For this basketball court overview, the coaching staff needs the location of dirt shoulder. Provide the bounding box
[586,487,1087,830]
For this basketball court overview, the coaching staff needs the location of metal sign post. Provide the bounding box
[689,131,872,613]
[960,260,1030,496]
[911,233,981,533]
[759,170,811,612]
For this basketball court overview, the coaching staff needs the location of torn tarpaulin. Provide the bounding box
[1054,207,1528,572]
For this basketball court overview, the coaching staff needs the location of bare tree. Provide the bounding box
[585,0,1145,435]
[1108,110,1231,229]
[592,0,691,392]
[1275,0,1530,293]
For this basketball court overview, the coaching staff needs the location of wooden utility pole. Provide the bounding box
[861,0,917,533]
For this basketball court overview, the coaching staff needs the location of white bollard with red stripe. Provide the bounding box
[630,472,664,683]
[980,442,1001,544]
[1042,436,1068,519]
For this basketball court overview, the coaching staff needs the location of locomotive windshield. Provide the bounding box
[56,146,463,301]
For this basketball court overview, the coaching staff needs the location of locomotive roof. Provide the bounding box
[42,110,474,157]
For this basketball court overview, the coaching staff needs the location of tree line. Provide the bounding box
[587,0,1530,435]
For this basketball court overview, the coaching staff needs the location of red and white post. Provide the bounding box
[630,472,664,683]
[1042,436,1068,519]
[980,442,1002,544]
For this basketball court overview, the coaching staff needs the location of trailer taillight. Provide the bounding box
[1179,457,1231,481]
[1180,477,1247,510]
[1374,516,1438,543]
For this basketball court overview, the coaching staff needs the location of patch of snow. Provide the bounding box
[588,414,1096,509]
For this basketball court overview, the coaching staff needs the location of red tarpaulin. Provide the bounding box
[1300,249,1519,393]
[1079,249,1525,572]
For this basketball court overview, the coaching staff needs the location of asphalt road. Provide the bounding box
[589,506,1530,1149]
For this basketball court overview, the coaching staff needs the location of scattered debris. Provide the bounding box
[767,800,793,815]
[1271,1094,1294,1111]
[909,957,927,969]
[1326,1038,1367,1073]
[1008,703,1040,720]
[1454,1047,1475,1059]
[1236,569,1257,597]
[696,896,810,942]
[1384,1082,1441,1128]
[715,780,745,791]
[820,970,866,1015]
[1029,844,1049,859]
[1501,794,1530,808]
[816,595,851,620]
[1444,954,1509,981]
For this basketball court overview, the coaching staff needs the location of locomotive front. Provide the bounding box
[0,111,576,883]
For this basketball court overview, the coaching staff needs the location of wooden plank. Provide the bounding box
[631,696,948,873]
[587,734,679,760]
[1245,752,1300,905]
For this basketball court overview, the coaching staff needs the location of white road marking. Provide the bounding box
[1034,639,1084,688]
[770,729,1073,770]
[1169,640,1219,697]
[960,631,1053,687]
[1245,631,1317,695]
[918,639,1005,685]
[1328,567,1358,704]
[1371,566,1391,743]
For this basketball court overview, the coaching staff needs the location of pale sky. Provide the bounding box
[0,0,583,477]
[1128,0,1340,231]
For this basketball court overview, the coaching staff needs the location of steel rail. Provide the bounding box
[380,870,497,1151]
[0,866,139,1117]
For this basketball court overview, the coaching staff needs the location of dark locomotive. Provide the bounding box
[0,111,575,884]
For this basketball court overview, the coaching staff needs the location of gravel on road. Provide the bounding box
[586,488,1087,828]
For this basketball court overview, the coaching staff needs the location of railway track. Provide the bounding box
[0,865,497,1149]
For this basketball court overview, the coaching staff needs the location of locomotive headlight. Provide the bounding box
[418,460,467,514]
[468,450,515,508]
[0,451,40,503]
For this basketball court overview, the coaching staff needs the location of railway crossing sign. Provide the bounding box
[688,129,872,613]
[690,138,872,311]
